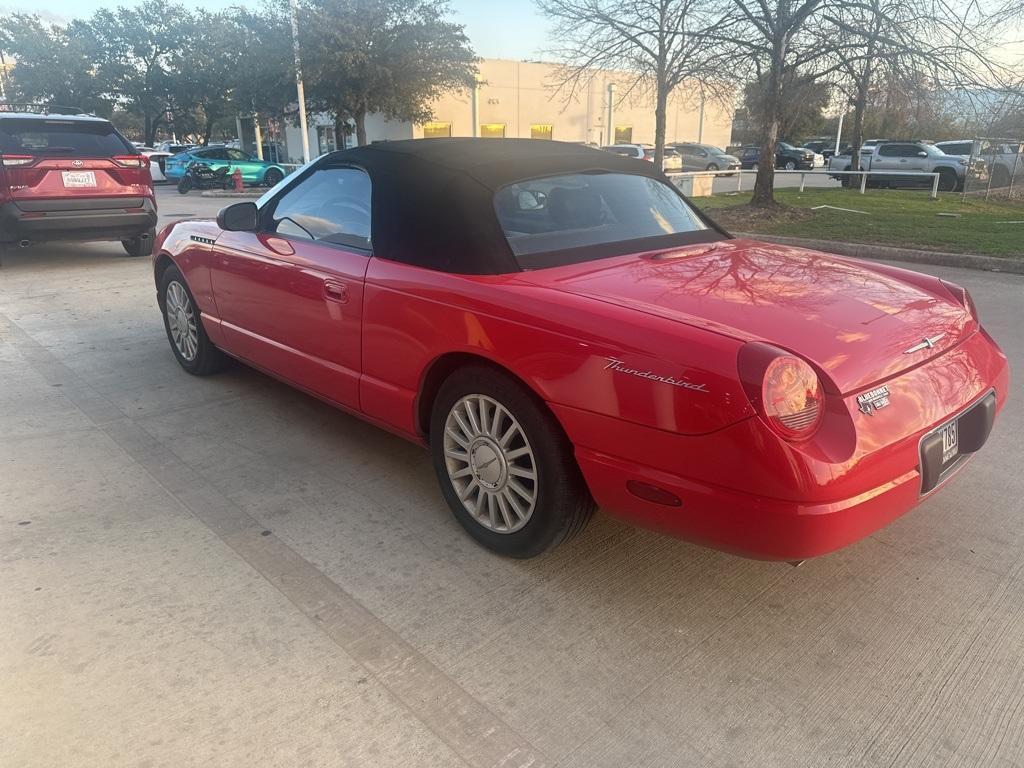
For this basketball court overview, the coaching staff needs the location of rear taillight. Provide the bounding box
[762,357,824,440]
[112,155,149,168]
[1,154,36,167]
[940,279,978,321]
[738,343,825,442]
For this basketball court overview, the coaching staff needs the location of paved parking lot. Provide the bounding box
[2,185,1022,767]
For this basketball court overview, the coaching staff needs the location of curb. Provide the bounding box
[199,190,264,198]
[734,233,1024,275]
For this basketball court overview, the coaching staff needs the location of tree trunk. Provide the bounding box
[334,113,347,150]
[848,56,873,185]
[653,82,669,171]
[144,115,155,148]
[355,110,367,147]
[752,67,783,206]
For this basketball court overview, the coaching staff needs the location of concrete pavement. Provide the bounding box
[1,185,1023,767]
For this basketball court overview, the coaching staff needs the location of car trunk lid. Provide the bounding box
[519,239,976,394]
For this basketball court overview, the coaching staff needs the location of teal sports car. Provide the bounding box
[162,146,287,187]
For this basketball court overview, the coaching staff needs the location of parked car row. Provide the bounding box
[1,107,1009,562]
[600,142,741,174]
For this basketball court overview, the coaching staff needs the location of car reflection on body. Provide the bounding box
[151,138,1008,560]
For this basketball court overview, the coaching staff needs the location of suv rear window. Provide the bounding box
[494,172,713,268]
[0,118,134,157]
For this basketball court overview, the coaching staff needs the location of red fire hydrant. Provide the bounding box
[232,168,244,192]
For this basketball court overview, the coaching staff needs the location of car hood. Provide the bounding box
[520,239,975,394]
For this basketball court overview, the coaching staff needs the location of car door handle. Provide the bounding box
[323,280,350,304]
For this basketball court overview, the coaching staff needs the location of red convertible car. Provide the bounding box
[153,139,1008,560]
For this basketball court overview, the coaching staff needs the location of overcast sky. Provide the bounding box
[0,0,552,60]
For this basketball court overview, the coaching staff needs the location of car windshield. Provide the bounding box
[778,142,796,151]
[494,172,713,269]
[0,118,133,156]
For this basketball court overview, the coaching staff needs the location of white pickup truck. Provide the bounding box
[827,141,968,191]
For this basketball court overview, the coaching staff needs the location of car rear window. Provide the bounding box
[494,172,715,269]
[0,118,134,156]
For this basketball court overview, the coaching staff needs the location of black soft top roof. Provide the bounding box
[305,139,668,274]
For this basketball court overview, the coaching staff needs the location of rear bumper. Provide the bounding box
[0,197,157,244]
[555,332,1009,561]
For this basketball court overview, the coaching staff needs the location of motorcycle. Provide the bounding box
[177,161,234,194]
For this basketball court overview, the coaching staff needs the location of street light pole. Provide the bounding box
[289,0,311,164]
[834,110,845,156]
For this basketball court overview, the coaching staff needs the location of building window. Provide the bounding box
[615,126,633,143]
[530,124,553,140]
[316,125,337,155]
[480,123,506,139]
[423,121,452,139]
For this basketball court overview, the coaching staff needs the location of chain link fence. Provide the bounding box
[959,137,1024,200]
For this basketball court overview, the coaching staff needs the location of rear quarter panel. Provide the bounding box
[360,257,754,445]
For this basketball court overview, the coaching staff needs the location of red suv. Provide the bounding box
[0,107,157,257]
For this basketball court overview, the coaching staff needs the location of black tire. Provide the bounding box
[937,168,958,192]
[158,265,228,376]
[429,365,595,558]
[751,162,759,171]
[706,163,719,172]
[122,227,156,257]
[263,167,284,187]
[177,177,192,194]
[784,160,797,171]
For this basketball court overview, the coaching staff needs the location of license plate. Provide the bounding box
[61,171,96,188]
[939,420,959,465]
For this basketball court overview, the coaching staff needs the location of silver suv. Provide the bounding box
[673,143,741,174]
[936,139,1022,188]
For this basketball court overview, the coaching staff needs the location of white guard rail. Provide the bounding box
[667,169,943,200]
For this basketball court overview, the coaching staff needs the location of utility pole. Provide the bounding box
[697,94,706,143]
[471,76,480,137]
[606,83,616,145]
[289,0,311,163]
[0,50,9,101]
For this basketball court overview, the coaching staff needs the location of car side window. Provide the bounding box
[226,148,250,161]
[878,145,901,157]
[267,166,371,251]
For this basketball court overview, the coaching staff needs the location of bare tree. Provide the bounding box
[825,0,1017,174]
[710,0,837,206]
[537,0,731,169]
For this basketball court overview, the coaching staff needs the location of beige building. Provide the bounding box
[283,58,733,163]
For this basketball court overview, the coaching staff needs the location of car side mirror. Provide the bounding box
[918,151,928,157]
[217,201,258,232]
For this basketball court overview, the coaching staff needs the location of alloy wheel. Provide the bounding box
[165,281,199,362]
[443,394,538,533]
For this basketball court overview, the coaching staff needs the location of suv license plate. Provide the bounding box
[62,171,96,188]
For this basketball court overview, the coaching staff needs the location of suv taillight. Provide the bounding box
[0,154,36,167]
[738,343,825,442]
[112,155,149,168]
